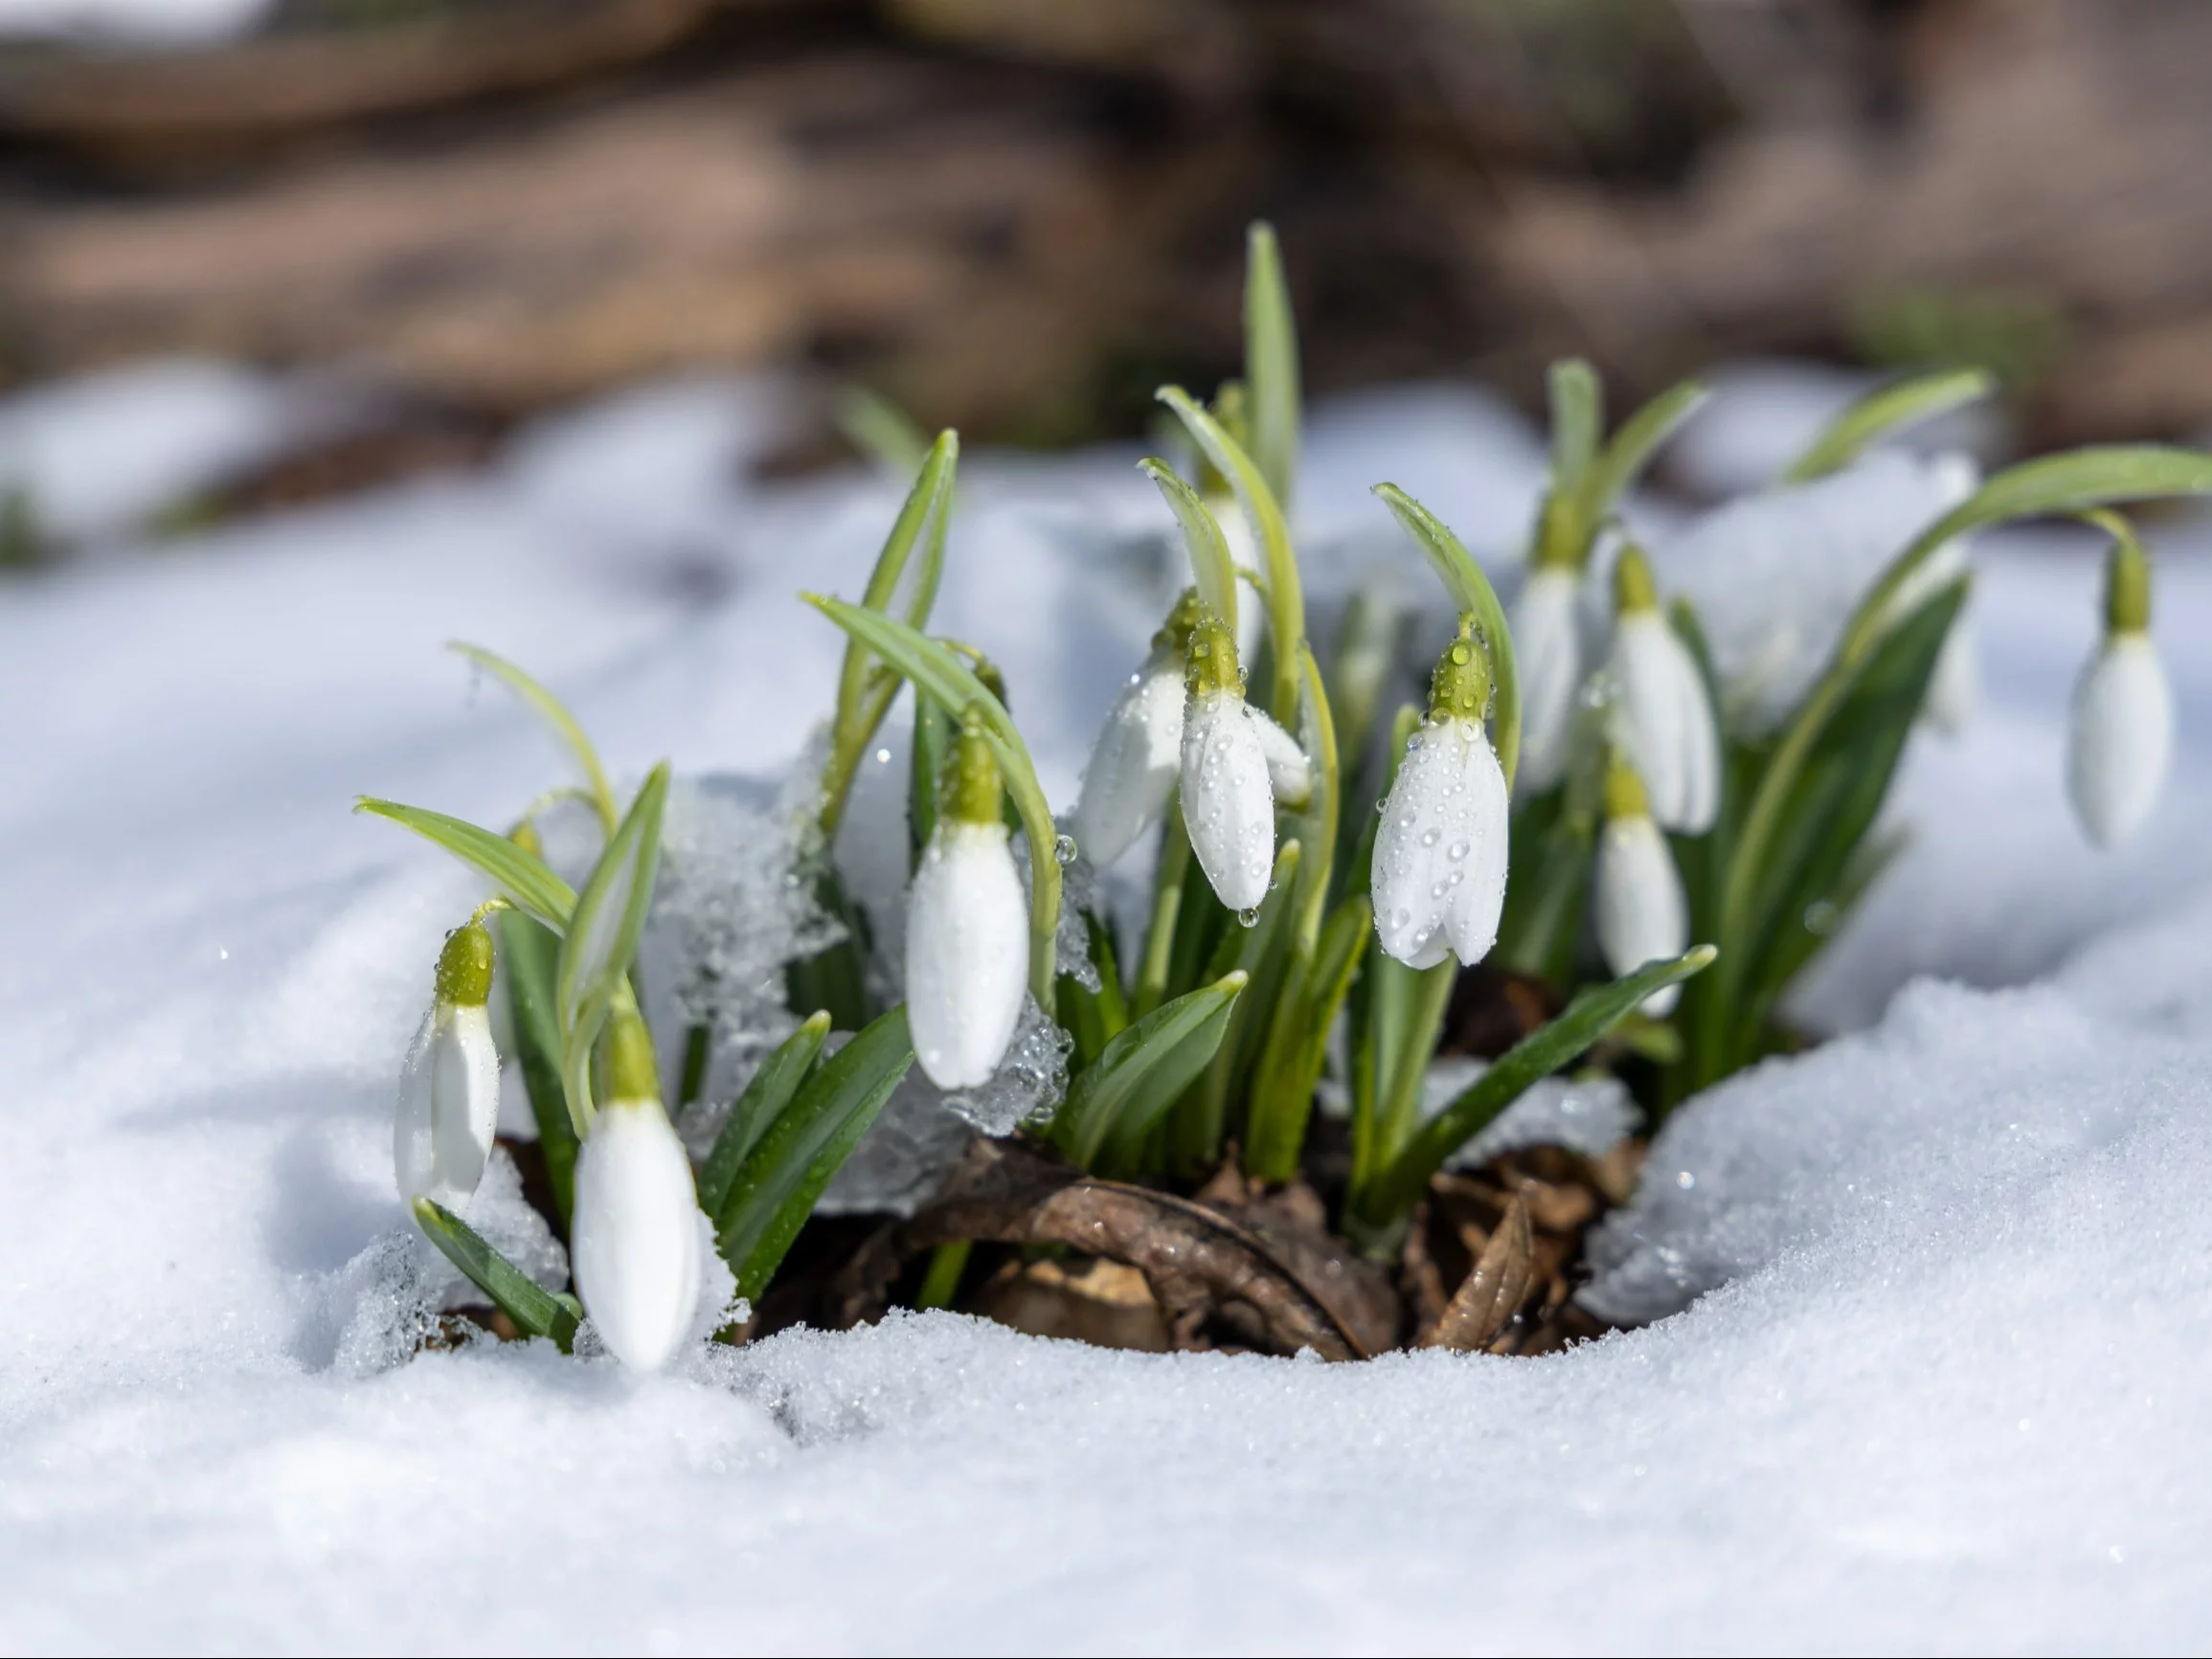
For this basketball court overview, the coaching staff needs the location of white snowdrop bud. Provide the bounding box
[1072,594,1201,868]
[1606,546,1720,835]
[1372,624,1510,969]
[1513,563,1584,794]
[908,711,1030,1087]
[2068,527,2174,849]
[571,1009,705,1373]
[1208,488,1267,663]
[1593,753,1689,1016]
[394,920,503,1214]
[1179,613,1277,914]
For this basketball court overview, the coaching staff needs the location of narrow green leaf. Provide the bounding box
[697,1011,832,1221]
[834,386,933,477]
[1157,386,1305,726]
[908,689,955,873]
[448,642,617,834]
[497,908,577,1222]
[1371,483,1522,790]
[356,799,576,930]
[554,763,670,1044]
[1140,458,1238,636]
[1583,379,1708,525]
[804,596,1060,1000]
[1244,220,1301,509]
[1244,892,1370,1182]
[1058,972,1248,1169]
[1363,946,1718,1227]
[1548,359,1602,488]
[412,1198,580,1352]
[1177,841,1300,1169]
[1783,367,1996,482]
[717,1006,915,1301]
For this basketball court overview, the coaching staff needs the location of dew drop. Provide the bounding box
[1054,834,1078,865]
[1448,841,1469,860]
[1375,796,1388,815]
[1450,642,1472,665]
[1420,827,1441,847]
[1447,870,1463,886]
[1236,906,1260,929]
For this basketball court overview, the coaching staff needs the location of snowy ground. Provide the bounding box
[2,365,2209,1652]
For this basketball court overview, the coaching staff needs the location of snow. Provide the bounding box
[0,0,266,42]
[3,360,2210,1649]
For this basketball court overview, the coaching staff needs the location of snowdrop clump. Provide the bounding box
[351,226,2208,1372]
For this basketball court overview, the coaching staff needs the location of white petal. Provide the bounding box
[1253,708,1314,809]
[1181,689,1276,913]
[394,1001,501,1213]
[1610,614,1721,835]
[572,1096,705,1372]
[906,820,1031,1088]
[1595,814,1689,1015]
[1513,567,1583,793]
[2068,635,2174,849]
[1212,492,1266,663]
[1071,649,1185,868]
[1373,717,1506,968]
[1920,607,1978,731]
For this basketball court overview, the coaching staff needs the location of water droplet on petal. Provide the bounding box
[1448,841,1469,861]
[1420,828,1441,847]
[1236,906,1260,929]
[1054,834,1077,865]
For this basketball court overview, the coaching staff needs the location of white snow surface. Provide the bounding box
[0,0,266,41]
[4,364,2212,1650]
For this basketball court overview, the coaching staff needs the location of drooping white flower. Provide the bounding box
[1253,706,1313,809]
[1512,563,1584,794]
[1372,625,1511,969]
[2068,527,2174,849]
[1180,612,1276,913]
[1072,643,1186,869]
[394,919,503,1214]
[1593,753,1689,1016]
[1606,546,1720,835]
[571,1009,704,1373]
[908,711,1030,1087]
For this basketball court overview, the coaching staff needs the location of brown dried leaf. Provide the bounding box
[1420,1187,1536,1353]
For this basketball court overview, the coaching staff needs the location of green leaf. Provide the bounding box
[1056,972,1248,1169]
[1056,916,1131,1075]
[1783,368,1996,482]
[1244,891,1370,1182]
[1140,459,1239,636]
[1371,483,1522,790]
[908,689,955,873]
[698,1012,832,1221]
[1156,386,1305,726]
[1583,378,1708,524]
[804,595,1060,1001]
[716,1006,915,1301]
[822,432,959,834]
[1244,220,1301,509]
[834,386,933,477]
[1361,946,1718,1228]
[448,642,617,834]
[496,908,578,1222]
[555,763,669,1045]
[1175,841,1300,1171]
[355,799,577,930]
[1547,359,1603,488]
[412,1198,580,1352]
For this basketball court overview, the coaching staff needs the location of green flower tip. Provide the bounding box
[2104,527,2153,636]
[1613,543,1659,616]
[938,707,1004,826]
[434,921,495,1008]
[1426,616,1493,725]
[1534,488,1586,572]
[1601,749,1650,822]
[508,817,544,858]
[603,1006,662,1104]
[1153,587,1206,656]
[1184,611,1245,698]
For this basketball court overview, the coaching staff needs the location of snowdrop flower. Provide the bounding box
[1593,752,1689,1016]
[1605,545,1719,835]
[1180,611,1277,914]
[1207,488,1267,662]
[2068,525,2174,849]
[1513,555,1584,795]
[908,710,1029,1087]
[571,1008,704,1372]
[1372,621,1510,969]
[1072,593,1201,867]
[394,917,503,1214]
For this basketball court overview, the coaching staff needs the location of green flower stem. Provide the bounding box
[914,1240,972,1311]
[1134,798,1194,1020]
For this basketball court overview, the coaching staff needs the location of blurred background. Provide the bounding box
[5,0,2212,551]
